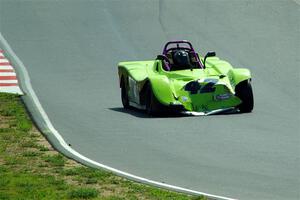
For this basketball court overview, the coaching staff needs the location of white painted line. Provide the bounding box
[0,58,9,63]
[0,72,16,76]
[0,65,14,70]
[0,80,18,83]
[0,32,237,200]
[0,53,4,57]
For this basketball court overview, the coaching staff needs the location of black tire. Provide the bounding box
[235,80,254,113]
[145,84,161,116]
[121,77,130,109]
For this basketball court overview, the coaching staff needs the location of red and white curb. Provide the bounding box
[0,49,23,95]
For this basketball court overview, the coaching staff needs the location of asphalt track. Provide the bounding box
[0,0,299,199]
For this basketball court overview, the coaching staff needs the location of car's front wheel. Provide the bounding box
[235,80,254,113]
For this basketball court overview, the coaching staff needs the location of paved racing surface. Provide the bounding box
[0,0,299,199]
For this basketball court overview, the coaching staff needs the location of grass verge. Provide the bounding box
[0,93,207,200]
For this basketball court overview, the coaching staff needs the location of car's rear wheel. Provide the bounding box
[145,84,161,116]
[235,80,254,113]
[121,77,130,109]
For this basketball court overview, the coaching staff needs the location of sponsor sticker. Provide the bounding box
[181,96,188,102]
[215,93,232,100]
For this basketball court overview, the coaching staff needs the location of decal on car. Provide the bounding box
[184,79,217,94]
[214,93,232,101]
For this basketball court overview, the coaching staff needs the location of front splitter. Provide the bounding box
[181,107,237,116]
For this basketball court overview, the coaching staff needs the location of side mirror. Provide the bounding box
[203,51,216,69]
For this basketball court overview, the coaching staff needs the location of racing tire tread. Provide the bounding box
[235,80,254,113]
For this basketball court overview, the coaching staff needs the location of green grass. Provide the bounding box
[68,188,99,199]
[0,93,207,200]
[43,154,66,167]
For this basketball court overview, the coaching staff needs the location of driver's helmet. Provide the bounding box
[173,50,191,68]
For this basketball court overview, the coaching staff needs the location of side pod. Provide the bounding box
[147,76,175,106]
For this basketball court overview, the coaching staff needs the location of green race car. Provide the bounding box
[118,40,254,116]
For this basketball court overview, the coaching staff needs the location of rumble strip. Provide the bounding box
[0,49,23,94]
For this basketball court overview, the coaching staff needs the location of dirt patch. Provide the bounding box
[0,115,12,128]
